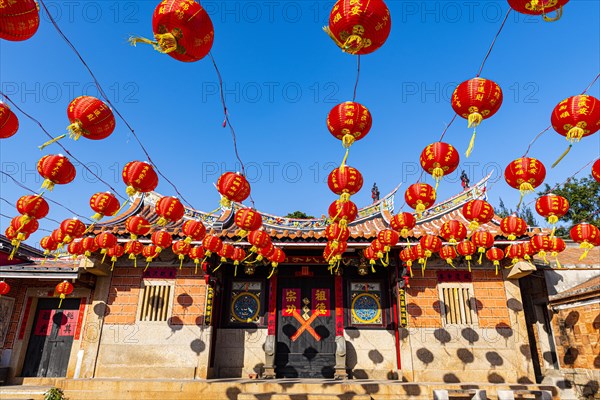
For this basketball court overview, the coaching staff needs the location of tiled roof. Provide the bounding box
[535,245,600,268]
[549,275,600,302]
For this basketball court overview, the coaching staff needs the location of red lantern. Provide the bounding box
[217,243,235,262]
[592,159,600,183]
[55,281,74,308]
[419,235,442,274]
[0,281,10,296]
[405,183,436,216]
[17,195,49,221]
[216,172,251,205]
[142,245,160,268]
[500,215,528,240]
[267,248,286,277]
[126,216,151,240]
[485,247,505,275]
[234,208,263,234]
[326,240,348,261]
[124,240,144,268]
[328,165,364,200]
[324,0,391,55]
[0,0,40,41]
[439,220,467,244]
[202,235,223,256]
[390,212,416,238]
[327,102,372,148]
[0,103,19,139]
[462,200,495,231]
[363,247,378,267]
[328,200,358,227]
[51,229,66,247]
[370,239,386,260]
[5,225,29,259]
[122,161,159,197]
[457,240,476,272]
[130,0,214,62]
[60,219,87,244]
[67,240,84,259]
[505,157,546,205]
[399,247,416,276]
[66,96,116,141]
[530,235,551,263]
[451,78,503,156]
[535,194,569,234]
[107,244,125,270]
[412,244,427,269]
[151,230,172,253]
[155,196,185,226]
[231,247,246,265]
[552,95,600,141]
[505,244,525,265]
[419,142,460,189]
[325,223,351,243]
[189,245,205,274]
[95,232,118,262]
[182,219,206,243]
[40,236,59,256]
[377,229,399,252]
[248,230,272,252]
[472,231,495,264]
[548,237,567,268]
[440,245,458,267]
[570,223,600,260]
[37,154,76,191]
[81,237,99,257]
[90,192,120,221]
[10,216,38,239]
[508,0,569,21]
[521,241,536,261]
[257,242,275,261]
[172,240,191,269]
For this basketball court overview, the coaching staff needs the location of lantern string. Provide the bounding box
[476,9,512,78]
[0,93,127,203]
[0,197,63,226]
[582,73,600,94]
[352,55,361,102]
[0,171,93,223]
[437,114,458,142]
[37,0,197,211]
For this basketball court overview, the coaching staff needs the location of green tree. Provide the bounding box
[495,197,538,226]
[285,211,314,219]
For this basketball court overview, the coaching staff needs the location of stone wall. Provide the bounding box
[344,329,397,379]
[213,328,268,378]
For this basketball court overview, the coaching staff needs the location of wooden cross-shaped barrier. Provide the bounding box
[290,310,321,341]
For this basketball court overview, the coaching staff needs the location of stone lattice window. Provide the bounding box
[137,281,174,322]
[438,283,478,326]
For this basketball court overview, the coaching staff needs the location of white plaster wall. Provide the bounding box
[344,329,397,379]
[544,268,600,296]
[213,328,267,378]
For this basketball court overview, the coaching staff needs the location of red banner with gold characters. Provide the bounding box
[282,288,300,317]
[312,288,330,317]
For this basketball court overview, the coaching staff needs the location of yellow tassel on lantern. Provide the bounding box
[129,32,177,54]
[267,264,278,279]
[41,180,56,191]
[129,253,138,268]
[407,264,413,278]
[551,145,572,168]
[579,242,594,260]
[465,129,477,158]
[110,257,117,271]
[179,255,185,270]
[370,259,376,273]
[9,239,21,260]
[125,186,137,197]
[156,217,168,227]
[446,258,455,268]
[466,256,472,272]
[415,203,426,218]
[432,167,444,191]
[516,183,535,208]
[478,249,485,264]
[551,252,562,269]
[66,121,86,140]
[539,251,548,264]
[58,293,66,309]
[469,221,480,231]
[38,134,67,150]
[494,261,500,275]
[467,112,483,128]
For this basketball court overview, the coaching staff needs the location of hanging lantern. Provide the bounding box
[419,235,442,274]
[107,244,125,271]
[548,237,566,268]
[202,235,223,257]
[363,247,378,270]
[0,281,10,296]
[419,142,460,189]
[234,208,263,236]
[155,196,185,226]
[40,235,59,257]
[505,244,525,265]
[486,247,505,275]
[37,154,76,191]
[267,248,286,278]
[130,0,214,62]
[55,281,74,308]
[530,235,551,263]
[142,245,160,270]
[390,212,416,238]
[439,220,468,245]
[10,215,38,240]
[60,219,87,244]
[328,199,358,227]
[50,229,67,250]
[89,192,121,221]
[592,159,600,183]
[81,237,99,257]
[399,247,416,277]
[189,246,205,274]
[440,245,458,268]
[370,239,386,261]
[256,242,275,262]
[66,96,116,141]
[126,215,151,240]
[216,172,251,207]
[451,78,503,156]
[0,0,40,41]
[96,232,118,263]
[328,165,364,201]
[521,241,536,261]
[124,240,144,268]
[231,247,246,276]
[217,243,235,263]
[67,240,84,262]
[500,215,528,240]
[404,183,436,217]
[324,0,391,55]
[172,240,191,269]
[182,219,206,243]
[6,225,30,259]
[151,230,173,253]
[326,240,348,263]
[327,101,372,148]
[504,157,546,207]
[248,230,272,253]
[122,161,159,197]
[472,231,495,264]
[535,194,569,235]
[462,199,495,231]
[377,229,399,252]
[0,103,19,139]
[325,223,351,243]
[412,243,427,272]
[17,195,49,222]
[570,223,600,260]
[507,0,569,21]
[457,240,476,272]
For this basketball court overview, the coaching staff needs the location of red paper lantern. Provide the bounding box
[399,247,417,275]
[66,96,116,141]
[462,200,495,231]
[17,195,49,221]
[377,229,399,252]
[67,240,83,258]
[530,235,551,263]
[326,240,348,261]
[155,196,185,226]
[420,235,442,256]
[570,223,600,260]
[107,244,125,270]
[327,102,372,147]
[505,157,546,205]
[234,208,263,234]
[81,237,99,257]
[0,281,10,296]
[142,245,160,265]
[592,159,600,183]
[552,95,600,141]
[267,248,286,277]
[485,247,505,274]
[96,232,118,260]
[90,192,121,221]
[40,236,59,256]
[535,194,569,233]
[182,219,206,243]
[202,235,223,256]
[390,212,416,238]
[231,247,246,264]
[505,244,525,265]
[404,183,436,216]
[55,281,74,308]
[60,219,87,243]
[248,230,272,251]
[548,237,567,268]
[508,0,569,21]
[325,223,351,243]
[419,142,460,188]
[122,161,159,197]
[500,215,528,240]
[188,245,206,274]
[0,103,19,139]
[457,240,476,271]
[10,215,38,239]
[172,240,191,268]
[126,216,151,240]
[5,225,29,259]
[472,231,495,263]
[439,220,467,244]
[216,172,251,205]
[0,0,40,41]
[124,240,144,268]
[151,230,172,252]
[363,246,378,266]
[37,154,76,191]
[440,245,458,267]
[369,239,386,260]
[257,242,275,261]
[451,78,503,156]
[131,0,214,62]
[328,200,358,227]
[324,0,391,55]
[521,242,536,261]
[51,229,66,247]
[217,243,235,262]
[328,165,364,200]
[412,244,427,268]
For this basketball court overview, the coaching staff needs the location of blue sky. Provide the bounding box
[1,0,599,246]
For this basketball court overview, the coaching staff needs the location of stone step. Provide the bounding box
[239,394,372,400]
[0,384,50,400]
